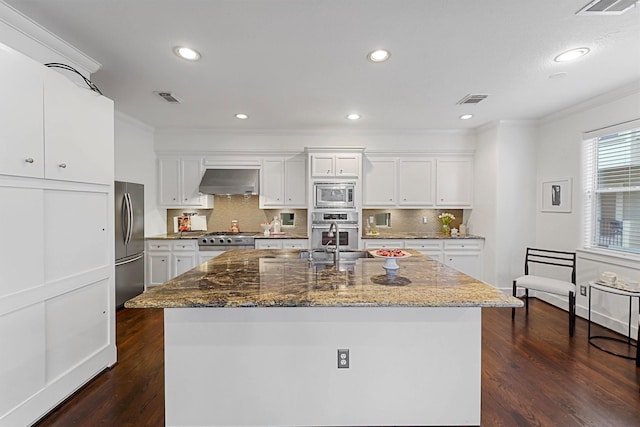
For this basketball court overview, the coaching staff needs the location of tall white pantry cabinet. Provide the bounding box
[0,44,116,426]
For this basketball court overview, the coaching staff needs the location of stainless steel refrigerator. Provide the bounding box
[115,181,145,308]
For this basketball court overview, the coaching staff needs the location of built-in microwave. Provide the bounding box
[313,182,356,209]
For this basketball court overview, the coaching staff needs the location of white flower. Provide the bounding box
[438,212,455,225]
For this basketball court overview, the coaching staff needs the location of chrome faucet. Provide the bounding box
[327,221,340,263]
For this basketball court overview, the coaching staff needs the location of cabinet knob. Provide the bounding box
[327,169,331,174]
[58,163,67,168]
[161,259,165,262]
[25,158,34,163]
[340,169,343,174]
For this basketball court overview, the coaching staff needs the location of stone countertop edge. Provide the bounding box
[125,249,521,309]
[147,232,309,240]
[362,233,484,239]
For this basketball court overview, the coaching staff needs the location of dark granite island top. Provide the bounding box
[127,249,522,426]
[125,249,521,309]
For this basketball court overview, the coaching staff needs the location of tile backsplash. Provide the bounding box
[168,197,465,236]
[167,195,307,234]
[362,209,464,235]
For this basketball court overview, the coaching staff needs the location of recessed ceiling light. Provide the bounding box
[459,114,474,120]
[554,47,590,63]
[346,113,361,120]
[367,49,391,63]
[235,113,249,120]
[174,46,201,61]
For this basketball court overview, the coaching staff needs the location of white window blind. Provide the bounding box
[584,125,640,254]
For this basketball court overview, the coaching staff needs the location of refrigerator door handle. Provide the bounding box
[121,193,129,244]
[125,192,134,245]
[115,253,144,267]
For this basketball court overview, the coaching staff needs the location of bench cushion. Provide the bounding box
[514,275,575,296]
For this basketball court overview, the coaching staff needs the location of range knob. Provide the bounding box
[227,239,233,244]
[219,238,225,244]
[209,238,216,244]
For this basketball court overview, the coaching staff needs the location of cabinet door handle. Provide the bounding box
[25,158,34,163]
[59,163,67,168]
[326,169,331,174]
[340,169,343,174]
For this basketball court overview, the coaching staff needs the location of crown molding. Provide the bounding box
[0,1,100,75]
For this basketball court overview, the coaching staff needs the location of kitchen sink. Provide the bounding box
[298,250,373,262]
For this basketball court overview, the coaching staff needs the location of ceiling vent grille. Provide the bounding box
[456,94,489,105]
[155,91,183,103]
[576,0,638,15]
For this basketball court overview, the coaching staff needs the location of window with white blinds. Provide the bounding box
[583,124,640,254]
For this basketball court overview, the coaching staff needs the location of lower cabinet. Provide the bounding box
[404,240,444,262]
[363,240,405,250]
[362,238,484,279]
[146,240,198,287]
[255,239,308,250]
[443,240,484,279]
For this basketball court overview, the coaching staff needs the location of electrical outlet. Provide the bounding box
[422,216,428,224]
[580,285,587,296]
[337,349,349,368]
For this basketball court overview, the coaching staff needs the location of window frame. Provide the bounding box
[582,119,640,256]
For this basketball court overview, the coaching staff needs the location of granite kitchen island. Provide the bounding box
[126,249,522,427]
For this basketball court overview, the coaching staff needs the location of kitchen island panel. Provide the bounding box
[165,306,481,427]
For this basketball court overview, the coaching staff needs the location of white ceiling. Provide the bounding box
[5,0,640,131]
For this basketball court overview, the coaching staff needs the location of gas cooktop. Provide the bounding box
[198,232,259,247]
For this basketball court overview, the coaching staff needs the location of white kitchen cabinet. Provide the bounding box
[0,187,44,298]
[363,240,405,249]
[0,302,46,418]
[45,280,109,382]
[398,158,435,206]
[255,239,308,250]
[198,250,225,264]
[436,158,473,207]
[43,68,114,185]
[146,239,199,287]
[0,45,44,179]
[0,43,115,427]
[363,157,434,207]
[310,153,361,177]
[158,157,213,208]
[404,240,444,262]
[443,239,483,279]
[260,157,306,207]
[363,158,397,206]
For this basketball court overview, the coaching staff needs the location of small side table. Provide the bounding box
[588,281,640,367]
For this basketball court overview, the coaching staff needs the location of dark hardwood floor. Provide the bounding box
[35,300,640,427]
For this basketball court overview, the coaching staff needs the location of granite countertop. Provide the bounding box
[125,249,521,309]
[147,232,308,240]
[362,232,484,239]
[147,232,207,240]
[254,232,308,239]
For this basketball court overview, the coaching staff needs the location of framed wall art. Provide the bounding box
[541,178,572,212]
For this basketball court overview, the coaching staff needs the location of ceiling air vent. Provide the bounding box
[456,94,489,105]
[576,0,638,15]
[155,91,183,103]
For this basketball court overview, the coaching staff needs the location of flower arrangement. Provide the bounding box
[438,212,455,235]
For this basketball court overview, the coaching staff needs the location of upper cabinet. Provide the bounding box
[436,158,473,207]
[260,157,306,208]
[398,158,435,206]
[0,47,113,185]
[364,156,472,208]
[158,157,213,208]
[363,158,397,206]
[0,46,44,178]
[44,69,114,185]
[310,153,361,177]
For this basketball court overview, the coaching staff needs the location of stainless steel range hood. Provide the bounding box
[199,169,260,195]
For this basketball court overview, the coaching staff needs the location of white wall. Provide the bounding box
[535,81,640,317]
[472,122,537,290]
[114,112,164,236]
[154,128,476,154]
